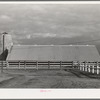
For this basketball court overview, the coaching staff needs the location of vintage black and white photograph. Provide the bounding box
[1,2,100,88]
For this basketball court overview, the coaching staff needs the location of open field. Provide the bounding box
[0,69,100,88]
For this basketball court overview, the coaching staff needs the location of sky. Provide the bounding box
[0,4,100,45]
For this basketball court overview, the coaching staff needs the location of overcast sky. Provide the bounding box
[0,4,100,44]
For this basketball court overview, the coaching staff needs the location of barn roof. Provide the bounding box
[7,45,100,62]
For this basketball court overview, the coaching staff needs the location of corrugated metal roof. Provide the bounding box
[7,45,100,61]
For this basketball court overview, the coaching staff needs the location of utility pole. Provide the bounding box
[1,32,8,73]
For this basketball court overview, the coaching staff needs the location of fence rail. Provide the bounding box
[0,60,73,69]
[0,60,100,74]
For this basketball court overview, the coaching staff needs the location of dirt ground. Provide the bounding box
[0,69,100,88]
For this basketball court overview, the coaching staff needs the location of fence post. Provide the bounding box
[72,61,74,69]
[60,61,62,70]
[1,61,3,73]
[36,61,38,70]
[24,61,26,70]
[78,61,81,71]
[18,61,20,69]
[79,62,81,70]
[92,63,94,74]
[82,62,84,71]
[6,61,9,69]
[80,62,83,71]
[88,63,90,73]
[77,61,79,70]
[81,62,85,71]
[72,61,73,69]
[80,62,82,71]
[97,62,99,74]
[85,62,87,72]
[48,61,50,69]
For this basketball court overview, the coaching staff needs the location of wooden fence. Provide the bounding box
[79,62,100,74]
[0,60,73,70]
[0,60,100,74]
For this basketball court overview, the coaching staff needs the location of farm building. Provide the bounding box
[2,44,100,75]
[7,45,100,62]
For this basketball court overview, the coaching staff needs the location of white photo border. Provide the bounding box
[0,1,100,99]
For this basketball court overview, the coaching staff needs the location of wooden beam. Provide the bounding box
[92,64,94,74]
[72,61,74,69]
[48,61,50,69]
[60,61,62,70]
[80,63,84,71]
[88,64,90,73]
[76,61,79,70]
[78,61,81,71]
[36,61,38,70]
[85,62,87,72]
[6,61,9,69]
[18,61,20,69]
[24,61,26,70]
[97,62,99,74]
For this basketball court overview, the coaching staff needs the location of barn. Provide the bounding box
[5,45,100,71]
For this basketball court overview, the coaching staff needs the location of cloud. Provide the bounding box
[31,33,57,38]
[26,34,31,39]
[13,32,82,41]
[43,33,57,37]
[0,15,13,22]
[58,33,81,38]
[29,5,48,13]
[24,32,81,39]
[0,4,99,43]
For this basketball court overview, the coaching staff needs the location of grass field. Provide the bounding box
[0,69,100,88]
